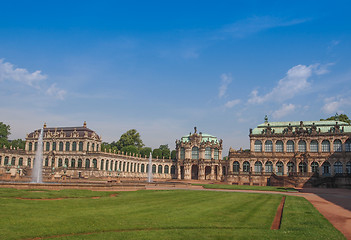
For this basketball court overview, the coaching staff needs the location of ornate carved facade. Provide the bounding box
[175,127,223,180]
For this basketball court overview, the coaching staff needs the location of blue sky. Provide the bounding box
[1,1,351,154]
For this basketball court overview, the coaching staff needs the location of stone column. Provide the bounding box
[210,165,215,180]
[198,164,205,180]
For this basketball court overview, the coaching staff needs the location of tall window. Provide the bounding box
[59,142,63,151]
[192,147,199,160]
[265,161,273,173]
[4,157,9,165]
[311,162,319,173]
[298,140,306,152]
[310,140,318,152]
[71,159,75,168]
[65,158,69,167]
[333,140,342,152]
[46,142,50,151]
[254,161,262,173]
[180,147,185,160]
[299,162,307,173]
[254,140,262,152]
[85,159,90,169]
[164,165,169,174]
[265,140,273,152]
[233,161,240,172]
[65,142,70,151]
[92,143,95,152]
[346,162,351,174]
[243,161,250,172]
[93,159,97,168]
[158,165,162,173]
[286,140,295,152]
[51,158,55,167]
[275,141,283,152]
[214,148,219,160]
[152,164,156,173]
[322,161,331,175]
[27,158,31,167]
[276,161,284,175]
[45,158,48,166]
[87,142,90,151]
[35,142,38,151]
[79,142,83,151]
[11,157,16,165]
[171,165,176,174]
[58,158,62,167]
[52,142,56,151]
[72,142,77,151]
[346,140,351,152]
[78,159,82,168]
[334,161,343,174]
[19,158,23,166]
[287,162,295,173]
[29,142,33,151]
[321,140,330,152]
[101,160,104,170]
[205,147,211,159]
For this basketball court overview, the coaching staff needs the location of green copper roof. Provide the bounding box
[181,133,219,143]
[252,120,351,134]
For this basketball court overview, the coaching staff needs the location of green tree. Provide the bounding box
[140,147,152,158]
[116,129,144,150]
[171,150,177,160]
[0,122,10,147]
[152,148,162,158]
[9,139,25,149]
[121,145,140,155]
[321,113,351,124]
[159,144,170,159]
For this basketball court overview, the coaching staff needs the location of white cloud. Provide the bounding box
[248,63,331,104]
[225,99,241,108]
[321,97,351,114]
[46,83,67,100]
[0,59,47,87]
[218,73,232,98]
[272,103,296,118]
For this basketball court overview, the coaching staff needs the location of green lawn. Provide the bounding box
[0,188,344,240]
[194,183,297,192]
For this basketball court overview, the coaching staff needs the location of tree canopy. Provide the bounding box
[0,122,25,149]
[116,129,144,150]
[320,113,351,125]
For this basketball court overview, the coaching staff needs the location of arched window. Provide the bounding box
[123,162,126,172]
[254,140,262,152]
[334,161,343,174]
[110,161,113,171]
[243,161,250,172]
[119,161,122,171]
[93,159,97,168]
[276,161,284,175]
[65,158,69,167]
[254,161,262,173]
[333,140,342,152]
[205,147,211,159]
[96,144,99,151]
[0,156,2,165]
[59,142,63,151]
[310,140,318,152]
[100,160,104,170]
[85,159,90,169]
[152,164,156,173]
[311,162,319,173]
[275,141,283,152]
[27,158,31,167]
[46,142,50,151]
[322,161,331,175]
[171,165,176,174]
[79,142,83,151]
[52,142,56,151]
[51,158,55,167]
[158,165,162,173]
[29,142,33,151]
[298,140,306,152]
[345,140,351,152]
[192,147,199,160]
[298,162,307,173]
[106,160,110,171]
[180,147,185,159]
[11,157,15,165]
[92,143,95,152]
[19,158,23,166]
[286,140,295,152]
[321,140,330,152]
[137,163,140,172]
[287,162,295,173]
[265,161,273,173]
[4,156,9,165]
[164,165,169,174]
[265,140,273,152]
[45,158,49,166]
[115,161,118,171]
[78,159,82,168]
[34,142,38,151]
[233,161,240,172]
[71,159,75,168]
[141,164,145,172]
[346,161,351,174]
[87,142,90,151]
[65,142,70,151]
[126,162,129,172]
[72,142,77,151]
[214,148,219,160]
[58,158,63,167]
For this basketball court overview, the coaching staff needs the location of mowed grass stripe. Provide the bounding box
[0,189,345,240]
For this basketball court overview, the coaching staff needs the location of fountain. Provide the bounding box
[32,128,43,183]
[147,152,153,183]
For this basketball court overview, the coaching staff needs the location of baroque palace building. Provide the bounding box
[0,122,176,180]
[227,118,351,186]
